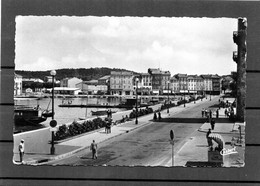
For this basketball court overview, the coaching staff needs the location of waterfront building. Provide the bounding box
[170,76,179,94]
[187,75,204,94]
[14,73,23,96]
[196,75,205,95]
[201,75,213,94]
[110,71,134,96]
[22,78,44,93]
[22,78,44,83]
[161,71,171,94]
[187,75,197,92]
[211,74,221,95]
[138,73,152,95]
[49,87,81,95]
[76,80,108,95]
[148,68,171,95]
[174,73,188,94]
[60,77,83,88]
[98,75,110,85]
[44,76,56,83]
[148,68,161,95]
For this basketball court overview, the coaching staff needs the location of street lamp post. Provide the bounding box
[135,78,139,124]
[50,70,56,155]
[167,81,170,113]
[210,91,212,101]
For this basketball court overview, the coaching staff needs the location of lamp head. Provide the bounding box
[50,70,56,76]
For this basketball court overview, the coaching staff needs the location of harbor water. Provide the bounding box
[14,96,126,130]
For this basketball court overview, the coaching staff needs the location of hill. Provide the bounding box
[15,68,134,81]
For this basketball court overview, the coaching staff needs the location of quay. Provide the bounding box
[58,103,155,109]
[13,95,244,167]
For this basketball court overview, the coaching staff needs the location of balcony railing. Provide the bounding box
[233,51,238,63]
[233,31,239,44]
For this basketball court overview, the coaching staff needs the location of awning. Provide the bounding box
[208,133,225,149]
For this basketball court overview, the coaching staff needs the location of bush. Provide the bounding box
[177,100,187,105]
[161,103,175,110]
[54,117,107,141]
[129,107,153,119]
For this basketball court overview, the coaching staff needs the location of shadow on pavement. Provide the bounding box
[153,118,207,123]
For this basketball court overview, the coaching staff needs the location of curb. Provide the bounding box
[197,128,245,135]
[28,118,154,165]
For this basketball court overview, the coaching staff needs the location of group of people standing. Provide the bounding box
[153,111,161,121]
[224,106,235,119]
[106,109,113,118]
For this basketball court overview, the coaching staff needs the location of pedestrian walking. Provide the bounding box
[18,139,25,163]
[216,109,219,119]
[201,108,205,117]
[90,140,98,159]
[105,118,109,134]
[108,118,112,133]
[211,119,215,130]
[158,111,161,121]
[205,109,208,118]
[153,112,157,121]
[224,109,228,117]
[106,109,109,118]
[109,109,112,118]
[209,110,212,119]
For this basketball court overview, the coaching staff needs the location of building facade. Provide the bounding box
[196,76,204,95]
[161,71,171,94]
[60,77,83,88]
[174,74,188,93]
[211,74,221,95]
[98,75,110,85]
[201,75,213,94]
[138,73,152,95]
[170,76,179,93]
[148,68,171,95]
[110,71,134,96]
[148,68,162,94]
[76,80,107,95]
[187,75,196,92]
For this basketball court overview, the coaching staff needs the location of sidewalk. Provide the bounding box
[174,99,245,167]
[14,95,217,165]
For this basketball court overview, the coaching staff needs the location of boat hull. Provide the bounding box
[14,116,47,126]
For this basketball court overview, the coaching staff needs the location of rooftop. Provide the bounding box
[99,75,110,80]
[111,71,133,75]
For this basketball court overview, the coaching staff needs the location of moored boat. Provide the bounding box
[91,110,117,116]
[14,106,49,126]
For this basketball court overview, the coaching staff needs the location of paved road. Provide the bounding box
[49,97,220,166]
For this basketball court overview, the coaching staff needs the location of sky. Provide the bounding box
[15,16,237,76]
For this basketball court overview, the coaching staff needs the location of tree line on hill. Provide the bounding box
[15,67,133,81]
